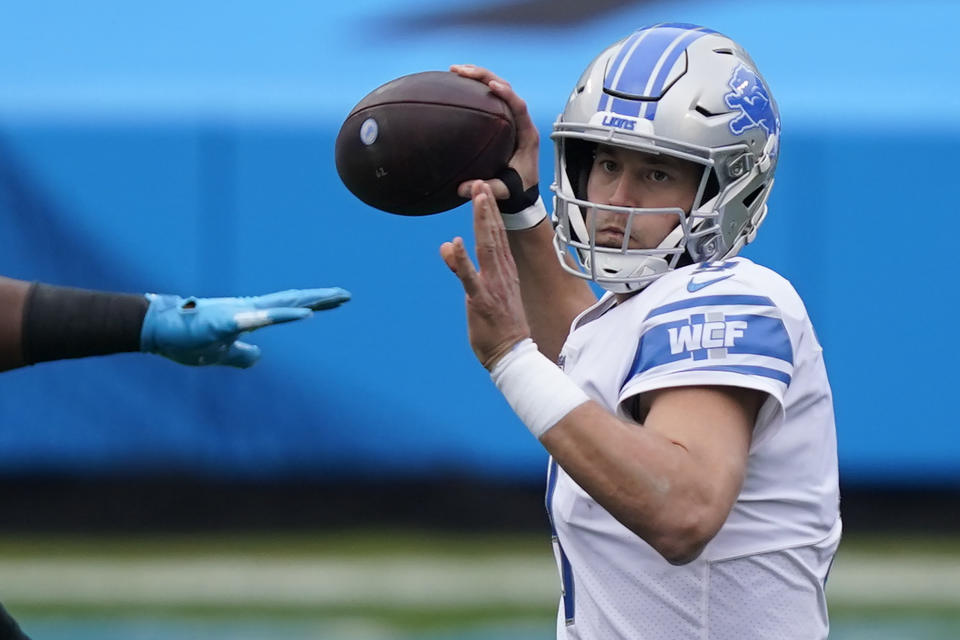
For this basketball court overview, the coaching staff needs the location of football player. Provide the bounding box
[0,276,349,372]
[443,23,840,639]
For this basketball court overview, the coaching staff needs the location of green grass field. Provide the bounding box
[1,530,958,639]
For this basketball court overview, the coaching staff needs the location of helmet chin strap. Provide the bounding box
[582,220,688,294]
[593,255,667,294]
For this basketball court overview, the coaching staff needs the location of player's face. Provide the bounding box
[585,144,702,249]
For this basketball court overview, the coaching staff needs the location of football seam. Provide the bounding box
[349,102,513,122]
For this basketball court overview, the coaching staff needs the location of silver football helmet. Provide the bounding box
[551,23,780,293]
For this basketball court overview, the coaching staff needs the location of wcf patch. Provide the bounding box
[668,312,746,360]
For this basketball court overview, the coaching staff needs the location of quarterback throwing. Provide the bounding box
[441,23,841,640]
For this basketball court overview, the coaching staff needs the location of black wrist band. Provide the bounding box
[495,166,540,214]
[22,283,149,364]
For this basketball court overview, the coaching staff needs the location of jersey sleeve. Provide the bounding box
[618,261,795,416]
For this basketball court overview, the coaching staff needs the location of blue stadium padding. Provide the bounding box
[0,0,957,484]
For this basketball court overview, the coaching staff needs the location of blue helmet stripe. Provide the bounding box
[598,30,646,112]
[608,96,642,118]
[657,22,718,32]
[597,25,719,122]
[601,26,676,118]
[642,27,715,121]
[604,27,682,99]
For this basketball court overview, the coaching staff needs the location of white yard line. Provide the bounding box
[827,552,960,607]
[0,555,558,607]
[0,552,957,609]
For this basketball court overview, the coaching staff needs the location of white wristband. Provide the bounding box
[490,339,590,439]
[501,196,548,231]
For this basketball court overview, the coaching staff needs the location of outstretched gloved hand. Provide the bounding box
[140,288,350,368]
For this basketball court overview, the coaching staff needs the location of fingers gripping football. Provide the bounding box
[450,65,540,200]
[441,182,531,370]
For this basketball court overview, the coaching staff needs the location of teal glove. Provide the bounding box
[140,288,350,368]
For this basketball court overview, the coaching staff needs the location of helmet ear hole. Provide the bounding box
[702,169,720,203]
[743,184,765,209]
[564,139,596,201]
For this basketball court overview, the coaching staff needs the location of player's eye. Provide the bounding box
[648,169,671,183]
[598,159,619,173]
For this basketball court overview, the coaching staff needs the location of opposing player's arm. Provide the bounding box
[541,385,762,564]
[451,64,596,363]
[0,276,350,372]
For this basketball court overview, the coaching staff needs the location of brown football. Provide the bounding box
[335,71,517,216]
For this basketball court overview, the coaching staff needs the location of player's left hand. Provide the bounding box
[441,181,530,370]
[140,287,351,368]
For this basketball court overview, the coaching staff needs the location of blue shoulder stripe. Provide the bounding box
[626,313,793,383]
[677,364,791,385]
[723,314,793,362]
[646,294,775,320]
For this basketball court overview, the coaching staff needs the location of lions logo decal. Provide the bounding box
[724,64,779,146]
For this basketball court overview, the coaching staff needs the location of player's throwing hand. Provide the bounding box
[440,181,530,370]
[450,64,540,200]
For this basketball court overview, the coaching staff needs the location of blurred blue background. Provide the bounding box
[0,0,957,489]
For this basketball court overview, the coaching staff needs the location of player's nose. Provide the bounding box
[606,175,645,209]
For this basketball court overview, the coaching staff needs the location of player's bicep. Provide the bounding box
[638,385,762,490]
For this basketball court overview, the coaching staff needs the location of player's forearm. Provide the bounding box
[541,402,732,564]
[1,281,349,372]
[507,221,595,363]
[0,279,148,372]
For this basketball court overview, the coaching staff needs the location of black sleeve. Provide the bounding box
[21,282,149,364]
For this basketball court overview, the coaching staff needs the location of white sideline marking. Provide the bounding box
[0,552,957,608]
[0,556,558,607]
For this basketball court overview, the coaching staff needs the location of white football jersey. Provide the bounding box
[548,257,841,640]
